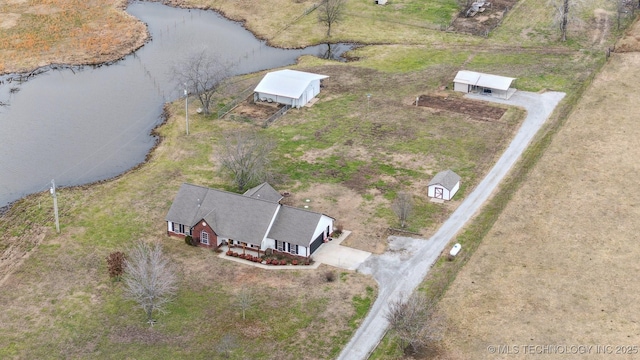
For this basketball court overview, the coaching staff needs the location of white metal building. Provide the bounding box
[453,70,516,99]
[254,69,329,108]
[428,170,461,201]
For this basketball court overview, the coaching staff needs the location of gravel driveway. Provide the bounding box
[337,91,566,360]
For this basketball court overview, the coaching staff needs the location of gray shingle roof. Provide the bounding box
[166,183,279,244]
[243,182,283,203]
[428,170,461,191]
[267,206,327,247]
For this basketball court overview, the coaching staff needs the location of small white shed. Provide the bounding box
[253,69,329,108]
[428,170,461,201]
[453,70,516,100]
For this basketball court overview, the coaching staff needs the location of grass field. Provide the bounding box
[433,45,640,359]
[0,0,633,358]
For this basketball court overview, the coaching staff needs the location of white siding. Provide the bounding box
[263,238,276,251]
[428,182,459,200]
[310,215,334,246]
[454,82,469,93]
[449,181,460,199]
[167,221,173,232]
[297,245,309,257]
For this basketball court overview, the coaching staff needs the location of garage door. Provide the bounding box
[310,233,324,254]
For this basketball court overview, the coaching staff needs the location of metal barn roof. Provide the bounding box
[454,70,516,91]
[254,69,329,99]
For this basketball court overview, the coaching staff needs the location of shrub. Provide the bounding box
[334,222,344,236]
[106,251,126,281]
[325,270,336,282]
[280,259,287,265]
[185,235,195,246]
[226,250,234,256]
[292,260,298,265]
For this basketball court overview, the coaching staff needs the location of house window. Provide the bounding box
[289,243,298,255]
[276,241,284,252]
[201,231,209,245]
[178,224,185,234]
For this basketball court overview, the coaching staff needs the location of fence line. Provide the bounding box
[216,87,254,119]
[263,105,291,128]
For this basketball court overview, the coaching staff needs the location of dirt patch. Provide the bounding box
[228,98,283,121]
[449,0,517,36]
[416,95,507,121]
[615,13,640,52]
[0,13,20,29]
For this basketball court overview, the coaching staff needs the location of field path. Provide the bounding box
[338,90,565,360]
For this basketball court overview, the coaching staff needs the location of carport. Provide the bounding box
[453,70,517,99]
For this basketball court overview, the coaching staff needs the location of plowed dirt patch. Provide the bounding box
[417,95,507,121]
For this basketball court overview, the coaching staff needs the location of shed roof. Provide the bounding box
[254,69,329,99]
[454,70,516,91]
[428,170,461,191]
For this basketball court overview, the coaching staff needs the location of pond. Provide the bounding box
[0,1,351,208]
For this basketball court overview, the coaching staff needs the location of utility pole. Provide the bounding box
[50,179,60,233]
[184,84,189,135]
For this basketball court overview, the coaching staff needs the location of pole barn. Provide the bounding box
[453,70,516,99]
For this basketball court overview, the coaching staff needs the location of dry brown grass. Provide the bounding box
[434,30,640,359]
[0,0,146,74]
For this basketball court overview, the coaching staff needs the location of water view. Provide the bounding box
[0,1,350,207]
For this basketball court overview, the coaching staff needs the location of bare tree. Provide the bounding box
[122,241,178,324]
[318,0,346,38]
[220,130,275,192]
[385,292,445,354]
[216,334,238,358]
[549,0,589,41]
[392,192,413,228]
[237,289,254,320]
[172,49,234,115]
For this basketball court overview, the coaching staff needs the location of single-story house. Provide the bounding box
[453,70,516,99]
[165,182,334,257]
[253,69,329,108]
[427,170,461,201]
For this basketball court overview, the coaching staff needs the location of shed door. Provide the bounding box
[434,187,443,199]
[306,87,314,104]
[310,233,324,254]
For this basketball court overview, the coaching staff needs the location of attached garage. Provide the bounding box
[453,70,516,100]
[253,69,329,108]
[310,233,324,254]
[428,169,461,201]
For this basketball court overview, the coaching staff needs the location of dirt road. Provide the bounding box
[337,90,565,359]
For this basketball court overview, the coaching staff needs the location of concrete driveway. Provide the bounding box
[312,231,372,270]
[337,90,566,360]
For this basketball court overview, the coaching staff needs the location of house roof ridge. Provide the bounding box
[183,182,280,205]
[280,203,336,220]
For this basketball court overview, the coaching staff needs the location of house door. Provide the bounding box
[434,187,443,199]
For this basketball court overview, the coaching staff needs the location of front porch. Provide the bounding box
[220,245,319,269]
